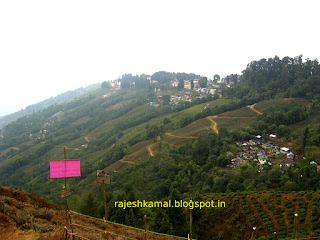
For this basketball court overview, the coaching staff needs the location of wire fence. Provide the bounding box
[65,210,189,240]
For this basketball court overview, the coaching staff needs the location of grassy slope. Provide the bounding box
[1,95,315,198]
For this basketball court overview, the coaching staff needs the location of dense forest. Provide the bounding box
[0,55,320,239]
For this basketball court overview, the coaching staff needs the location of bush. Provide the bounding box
[312,223,320,231]
[233,214,240,222]
[14,213,33,230]
[29,208,54,220]
[307,192,313,200]
[312,215,319,223]
[33,223,54,233]
[256,236,266,240]
[278,206,285,213]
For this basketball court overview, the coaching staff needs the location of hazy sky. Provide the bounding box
[0,0,319,116]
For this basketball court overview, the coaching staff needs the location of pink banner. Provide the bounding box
[50,160,81,178]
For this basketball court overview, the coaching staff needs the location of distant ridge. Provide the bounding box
[0,83,100,129]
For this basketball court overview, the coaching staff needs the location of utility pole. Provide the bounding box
[293,213,299,239]
[250,226,256,240]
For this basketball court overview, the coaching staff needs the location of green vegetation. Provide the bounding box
[0,84,100,129]
[0,56,320,239]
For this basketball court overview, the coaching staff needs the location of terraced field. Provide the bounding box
[254,98,308,113]
[169,118,212,137]
[201,191,320,239]
[214,116,258,131]
[218,106,260,118]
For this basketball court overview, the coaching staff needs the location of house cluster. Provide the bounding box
[149,102,160,107]
[32,111,63,142]
[228,134,296,170]
[148,93,194,107]
[310,161,320,171]
[169,78,221,95]
[110,80,121,90]
[148,77,159,85]
[170,94,193,105]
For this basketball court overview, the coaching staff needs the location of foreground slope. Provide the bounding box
[0,185,188,240]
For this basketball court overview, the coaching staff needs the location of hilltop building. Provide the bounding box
[171,79,179,87]
[193,79,200,88]
[184,80,191,89]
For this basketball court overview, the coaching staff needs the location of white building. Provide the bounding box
[280,147,290,154]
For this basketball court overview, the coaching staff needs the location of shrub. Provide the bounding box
[33,223,54,233]
[233,214,240,222]
[307,192,313,201]
[30,208,54,220]
[256,236,266,240]
[312,216,318,222]
[299,200,306,208]
[278,225,286,232]
[276,196,282,205]
[312,223,320,231]
[249,216,257,225]
[14,213,33,230]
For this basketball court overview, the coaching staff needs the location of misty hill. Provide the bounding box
[0,55,320,239]
[0,83,100,129]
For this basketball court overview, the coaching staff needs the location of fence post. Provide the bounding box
[103,180,108,240]
[64,226,68,240]
[144,215,147,240]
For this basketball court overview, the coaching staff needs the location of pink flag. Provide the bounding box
[50,160,81,178]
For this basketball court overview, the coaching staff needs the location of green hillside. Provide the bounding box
[0,84,100,129]
[0,56,320,239]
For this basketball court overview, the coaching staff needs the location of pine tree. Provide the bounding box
[80,192,99,217]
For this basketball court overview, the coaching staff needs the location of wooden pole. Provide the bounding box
[103,180,108,239]
[250,227,256,240]
[64,226,68,240]
[293,213,298,239]
[189,200,192,240]
[144,215,147,240]
[64,147,74,240]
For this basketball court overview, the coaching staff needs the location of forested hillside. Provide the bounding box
[0,84,100,129]
[0,55,320,239]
